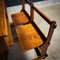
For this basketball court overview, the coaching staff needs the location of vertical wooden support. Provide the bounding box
[4,0,14,47]
[22,0,25,10]
[39,21,57,58]
[30,3,34,21]
[46,21,57,43]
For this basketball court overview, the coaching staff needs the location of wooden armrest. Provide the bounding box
[32,6,52,25]
[24,0,52,25]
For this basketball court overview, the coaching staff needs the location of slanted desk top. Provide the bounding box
[0,0,13,53]
[0,0,8,37]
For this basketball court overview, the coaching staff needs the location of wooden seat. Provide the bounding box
[11,11,29,26]
[16,23,43,52]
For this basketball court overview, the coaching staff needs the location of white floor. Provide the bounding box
[7,1,60,60]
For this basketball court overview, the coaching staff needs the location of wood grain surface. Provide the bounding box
[16,24,43,52]
[12,12,29,25]
[0,0,8,37]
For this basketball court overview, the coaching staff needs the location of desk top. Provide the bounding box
[0,0,8,37]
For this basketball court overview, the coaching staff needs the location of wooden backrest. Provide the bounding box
[22,0,25,10]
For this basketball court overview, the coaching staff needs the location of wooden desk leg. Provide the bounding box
[0,50,8,60]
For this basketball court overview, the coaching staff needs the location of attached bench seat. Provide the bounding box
[11,11,29,26]
[16,23,43,52]
[11,0,57,58]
